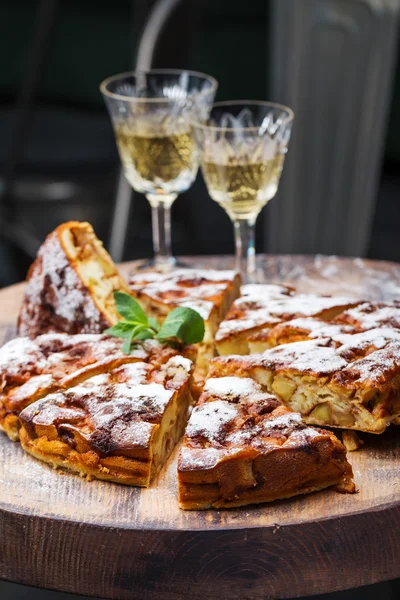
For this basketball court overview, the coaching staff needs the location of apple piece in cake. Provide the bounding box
[18,221,131,338]
[215,283,357,356]
[19,356,194,486]
[0,333,187,441]
[178,376,355,509]
[129,268,241,369]
[210,328,400,433]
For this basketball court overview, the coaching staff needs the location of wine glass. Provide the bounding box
[192,101,294,283]
[100,69,217,270]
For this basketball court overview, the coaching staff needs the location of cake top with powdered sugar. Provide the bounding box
[179,376,325,471]
[216,284,355,341]
[20,356,192,453]
[129,268,240,321]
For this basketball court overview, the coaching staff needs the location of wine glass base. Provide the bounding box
[130,256,191,274]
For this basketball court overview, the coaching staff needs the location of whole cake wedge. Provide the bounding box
[0,333,188,441]
[19,356,194,486]
[210,328,400,433]
[215,284,357,356]
[18,221,130,338]
[129,268,241,370]
[178,376,355,509]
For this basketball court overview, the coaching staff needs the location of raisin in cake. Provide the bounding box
[210,328,400,433]
[178,376,355,509]
[18,221,130,337]
[0,333,189,441]
[20,356,193,486]
[215,284,357,356]
[129,269,241,370]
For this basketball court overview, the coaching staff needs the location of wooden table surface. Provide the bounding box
[1,254,400,600]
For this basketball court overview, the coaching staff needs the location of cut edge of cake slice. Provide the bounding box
[210,334,400,434]
[178,376,355,510]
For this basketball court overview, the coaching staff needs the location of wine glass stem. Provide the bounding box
[147,194,177,268]
[233,217,257,282]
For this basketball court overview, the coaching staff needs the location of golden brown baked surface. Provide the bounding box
[178,376,355,509]
[18,221,130,338]
[20,356,194,486]
[215,284,357,355]
[210,328,400,433]
[129,269,241,370]
[0,333,186,441]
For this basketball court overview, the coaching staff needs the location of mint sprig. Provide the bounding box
[104,291,205,354]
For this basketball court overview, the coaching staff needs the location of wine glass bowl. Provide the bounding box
[192,101,293,281]
[100,70,217,269]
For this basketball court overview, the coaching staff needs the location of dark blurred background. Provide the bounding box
[1,1,400,595]
[1,0,399,287]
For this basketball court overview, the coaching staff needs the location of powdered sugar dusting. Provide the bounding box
[217,285,354,341]
[186,400,238,442]
[129,268,238,320]
[337,302,400,330]
[21,353,187,452]
[18,230,105,336]
[259,340,348,373]
[205,377,260,399]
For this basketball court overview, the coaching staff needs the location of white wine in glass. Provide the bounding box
[100,70,217,270]
[193,101,293,282]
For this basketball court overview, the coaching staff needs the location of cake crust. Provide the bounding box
[178,376,355,509]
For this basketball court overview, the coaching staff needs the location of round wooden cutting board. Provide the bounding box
[1,255,400,600]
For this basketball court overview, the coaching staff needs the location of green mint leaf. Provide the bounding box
[148,316,160,332]
[156,307,205,344]
[135,328,156,341]
[122,330,135,354]
[104,322,134,339]
[114,291,148,325]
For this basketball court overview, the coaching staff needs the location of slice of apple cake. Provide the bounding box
[20,356,194,486]
[210,328,400,434]
[18,221,130,337]
[129,268,241,370]
[178,376,355,509]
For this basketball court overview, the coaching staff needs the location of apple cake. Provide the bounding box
[178,376,355,509]
[215,283,357,356]
[0,333,187,441]
[210,327,400,434]
[19,356,194,486]
[18,221,130,338]
[129,268,241,369]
